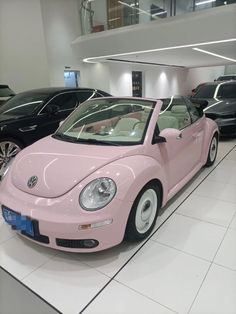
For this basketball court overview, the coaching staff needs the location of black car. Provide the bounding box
[0,87,110,176]
[216,74,236,81]
[0,85,15,106]
[191,81,236,136]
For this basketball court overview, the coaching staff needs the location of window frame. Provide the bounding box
[38,91,79,115]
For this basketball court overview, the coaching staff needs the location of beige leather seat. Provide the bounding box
[171,105,190,129]
[157,115,179,131]
[112,117,140,136]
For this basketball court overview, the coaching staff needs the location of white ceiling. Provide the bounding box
[106,41,236,68]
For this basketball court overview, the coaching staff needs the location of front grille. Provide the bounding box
[56,238,99,249]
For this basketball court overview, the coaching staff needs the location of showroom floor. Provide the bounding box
[1,139,236,314]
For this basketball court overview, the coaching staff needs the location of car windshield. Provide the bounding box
[217,84,236,98]
[0,92,50,116]
[54,98,155,146]
[0,86,15,97]
[194,85,216,98]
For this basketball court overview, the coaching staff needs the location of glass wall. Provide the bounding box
[80,0,236,35]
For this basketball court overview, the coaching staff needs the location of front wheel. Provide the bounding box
[0,139,23,178]
[125,183,161,242]
[205,134,218,167]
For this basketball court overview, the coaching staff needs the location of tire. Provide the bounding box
[205,134,218,167]
[125,182,161,242]
[0,138,23,178]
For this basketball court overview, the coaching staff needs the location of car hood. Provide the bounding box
[10,136,143,198]
[204,99,236,115]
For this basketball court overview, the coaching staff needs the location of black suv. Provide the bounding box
[0,87,110,176]
[191,81,236,136]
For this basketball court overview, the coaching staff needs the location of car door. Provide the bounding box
[185,97,205,165]
[156,98,199,190]
[31,92,78,141]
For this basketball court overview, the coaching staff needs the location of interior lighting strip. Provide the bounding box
[195,0,216,6]
[83,38,236,63]
[192,47,236,63]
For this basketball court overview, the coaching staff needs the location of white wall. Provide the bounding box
[80,61,190,97]
[186,65,225,91]
[40,0,82,86]
[80,62,110,92]
[0,0,50,92]
[225,65,236,74]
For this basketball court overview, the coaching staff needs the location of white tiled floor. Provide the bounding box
[1,139,236,314]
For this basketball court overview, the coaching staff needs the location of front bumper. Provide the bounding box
[215,118,236,136]
[0,180,132,253]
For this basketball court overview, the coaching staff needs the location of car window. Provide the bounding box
[217,75,236,81]
[76,91,95,104]
[42,92,77,113]
[185,98,202,123]
[194,85,216,98]
[0,92,49,116]
[217,84,236,98]
[158,97,191,131]
[54,98,155,145]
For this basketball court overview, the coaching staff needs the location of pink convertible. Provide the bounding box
[0,96,218,252]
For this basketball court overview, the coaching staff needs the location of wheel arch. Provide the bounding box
[0,133,26,148]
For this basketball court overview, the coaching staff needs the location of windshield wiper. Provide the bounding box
[53,133,78,143]
[76,138,120,146]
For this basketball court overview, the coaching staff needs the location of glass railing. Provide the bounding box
[80,0,236,35]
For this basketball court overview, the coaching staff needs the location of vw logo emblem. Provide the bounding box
[27,176,38,189]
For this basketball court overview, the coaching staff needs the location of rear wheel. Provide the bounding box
[125,183,161,242]
[0,139,23,178]
[205,134,218,167]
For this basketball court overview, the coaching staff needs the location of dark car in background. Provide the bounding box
[0,85,15,106]
[191,82,206,97]
[0,87,111,176]
[191,81,236,136]
[216,74,236,81]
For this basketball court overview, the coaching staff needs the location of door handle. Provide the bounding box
[19,125,38,132]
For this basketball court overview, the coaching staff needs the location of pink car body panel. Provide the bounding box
[0,98,218,252]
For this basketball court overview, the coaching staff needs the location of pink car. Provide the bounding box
[0,96,218,252]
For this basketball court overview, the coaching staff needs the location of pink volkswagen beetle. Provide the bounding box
[0,96,218,252]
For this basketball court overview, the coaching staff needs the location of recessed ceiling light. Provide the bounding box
[193,47,236,62]
[83,38,236,63]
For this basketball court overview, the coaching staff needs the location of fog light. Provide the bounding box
[78,219,113,230]
[83,239,98,248]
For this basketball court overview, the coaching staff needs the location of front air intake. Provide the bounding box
[56,238,99,249]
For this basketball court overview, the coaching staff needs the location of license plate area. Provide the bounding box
[2,206,34,237]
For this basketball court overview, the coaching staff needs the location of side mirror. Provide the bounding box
[159,128,182,140]
[46,104,59,115]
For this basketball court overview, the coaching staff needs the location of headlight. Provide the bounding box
[79,178,116,211]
